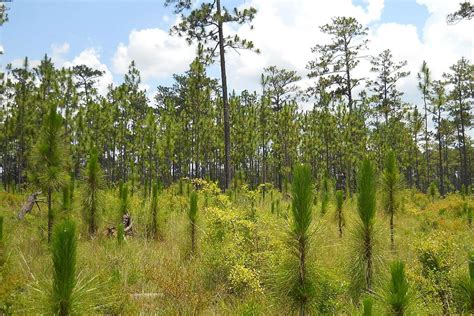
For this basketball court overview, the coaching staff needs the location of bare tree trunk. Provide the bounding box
[217,0,230,191]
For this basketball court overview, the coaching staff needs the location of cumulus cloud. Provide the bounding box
[111,28,196,81]
[221,0,472,108]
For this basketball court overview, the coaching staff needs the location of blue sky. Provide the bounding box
[0,0,471,105]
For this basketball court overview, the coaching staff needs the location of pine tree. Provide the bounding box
[381,151,401,248]
[417,61,432,190]
[165,0,259,190]
[30,103,69,242]
[51,219,77,315]
[351,158,378,298]
[288,163,315,315]
[385,260,410,315]
[82,147,103,237]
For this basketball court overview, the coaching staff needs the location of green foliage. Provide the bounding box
[414,231,455,314]
[0,215,3,241]
[357,159,376,227]
[350,158,378,299]
[287,163,315,314]
[51,219,77,316]
[385,260,410,315]
[205,206,263,295]
[82,147,103,237]
[30,103,69,242]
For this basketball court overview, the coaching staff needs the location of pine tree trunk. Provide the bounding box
[216,0,230,191]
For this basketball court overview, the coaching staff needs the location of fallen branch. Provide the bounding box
[18,191,43,220]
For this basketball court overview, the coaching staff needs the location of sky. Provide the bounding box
[0,0,473,108]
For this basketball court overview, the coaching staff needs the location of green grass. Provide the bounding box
[0,180,473,314]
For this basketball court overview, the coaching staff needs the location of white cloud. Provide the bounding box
[111,28,196,81]
[225,0,387,93]
[50,42,70,65]
[222,0,472,110]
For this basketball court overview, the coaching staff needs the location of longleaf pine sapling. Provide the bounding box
[51,219,77,316]
[288,163,315,315]
[82,147,103,237]
[350,158,377,299]
[30,103,69,242]
[385,260,410,315]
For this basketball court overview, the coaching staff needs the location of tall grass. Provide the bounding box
[189,191,198,254]
[455,250,474,313]
[0,215,3,241]
[117,223,125,245]
[150,182,160,239]
[335,190,344,238]
[51,219,77,315]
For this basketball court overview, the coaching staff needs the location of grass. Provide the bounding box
[0,179,473,314]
